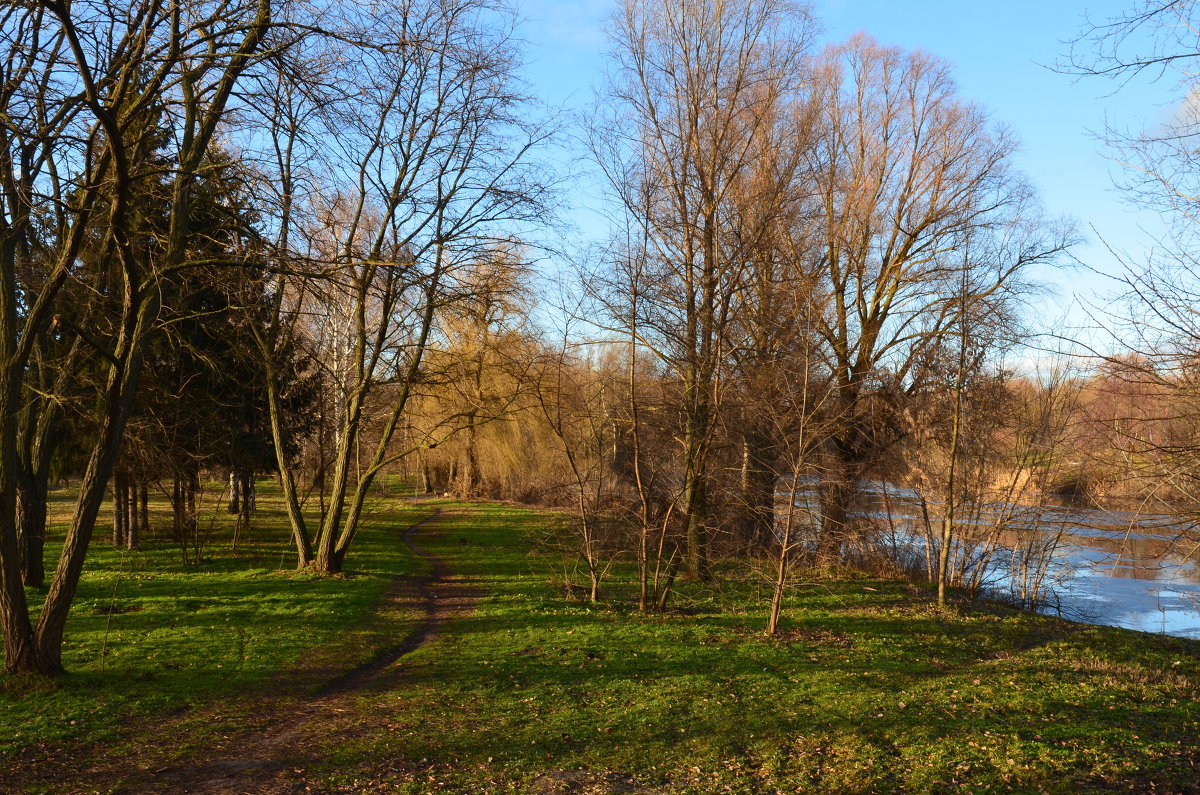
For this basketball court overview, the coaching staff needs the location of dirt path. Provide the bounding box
[118,507,476,794]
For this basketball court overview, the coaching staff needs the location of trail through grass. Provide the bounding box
[2,495,1198,794]
[0,478,429,757]
[319,503,1200,794]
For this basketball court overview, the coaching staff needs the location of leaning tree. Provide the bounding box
[0,0,273,675]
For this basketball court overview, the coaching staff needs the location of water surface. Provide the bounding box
[796,484,1200,639]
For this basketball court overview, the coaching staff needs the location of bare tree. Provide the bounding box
[592,0,817,580]
[433,250,535,500]
[893,349,1087,609]
[247,0,552,573]
[617,247,686,612]
[720,85,823,557]
[759,349,833,635]
[530,335,621,603]
[1066,1,1200,546]
[1064,2,1200,83]
[0,0,273,675]
[800,35,1072,564]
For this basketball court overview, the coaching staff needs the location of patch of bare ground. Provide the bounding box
[7,507,480,795]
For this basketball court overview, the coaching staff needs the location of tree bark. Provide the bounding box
[817,463,853,566]
[228,470,240,514]
[15,472,47,588]
[32,293,156,673]
[682,412,710,580]
[126,478,139,551]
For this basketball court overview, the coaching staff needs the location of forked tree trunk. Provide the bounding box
[655,549,681,612]
[0,0,273,676]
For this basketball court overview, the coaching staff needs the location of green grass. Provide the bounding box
[4,496,1198,793]
[315,503,1200,794]
[0,477,429,758]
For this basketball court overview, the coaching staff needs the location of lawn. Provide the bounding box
[318,503,1200,794]
[0,477,431,758]
[2,494,1198,794]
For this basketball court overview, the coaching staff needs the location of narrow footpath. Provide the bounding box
[14,507,477,794]
[152,507,478,794]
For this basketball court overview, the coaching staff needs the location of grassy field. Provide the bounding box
[2,491,1198,793]
[0,478,431,758]
[318,504,1200,794]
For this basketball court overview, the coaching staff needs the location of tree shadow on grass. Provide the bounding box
[339,515,1200,793]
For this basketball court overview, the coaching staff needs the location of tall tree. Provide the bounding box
[0,0,272,675]
[249,0,551,573]
[593,0,816,579]
[800,35,1071,563]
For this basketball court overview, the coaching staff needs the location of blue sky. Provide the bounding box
[517,0,1177,342]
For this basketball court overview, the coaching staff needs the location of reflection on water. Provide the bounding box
[1055,544,1200,638]
[793,484,1200,639]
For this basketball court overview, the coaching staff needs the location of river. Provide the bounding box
[1030,505,1200,638]
[793,485,1200,640]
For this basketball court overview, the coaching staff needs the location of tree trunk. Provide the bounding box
[767,471,805,636]
[766,550,787,635]
[938,353,967,606]
[244,472,253,506]
[172,476,183,543]
[681,370,712,581]
[817,472,852,565]
[741,433,777,555]
[461,415,480,497]
[655,549,681,612]
[589,556,601,603]
[228,470,240,514]
[638,527,650,612]
[15,473,47,588]
[32,314,155,674]
[113,471,127,548]
[172,470,200,563]
[186,472,197,541]
[237,472,253,539]
[0,504,37,672]
[125,479,138,551]
[682,408,709,580]
[261,356,314,567]
[139,482,149,538]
